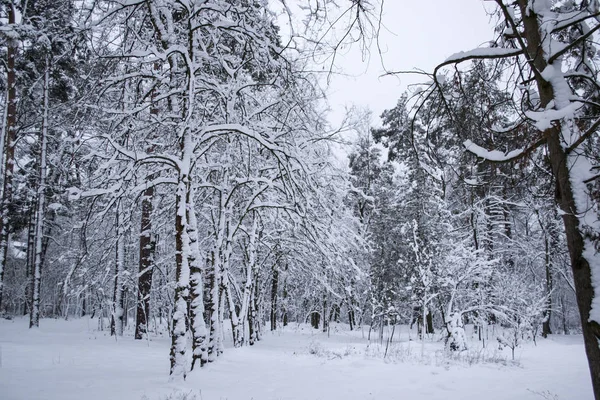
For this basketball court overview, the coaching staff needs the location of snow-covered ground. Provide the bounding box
[0,317,592,400]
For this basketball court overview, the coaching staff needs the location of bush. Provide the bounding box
[141,390,200,400]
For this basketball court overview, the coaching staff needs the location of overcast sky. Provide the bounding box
[324,1,498,129]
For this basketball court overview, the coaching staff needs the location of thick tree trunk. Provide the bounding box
[188,200,208,370]
[548,131,600,397]
[136,60,160,340]
[348,306,355,331]
[516,2,600,397]
[29,58,50,329]
[226,282,242,347]
[426,310,434,335]
[0,5,17,311]
[135,182,154,340]
[169,173,191,378]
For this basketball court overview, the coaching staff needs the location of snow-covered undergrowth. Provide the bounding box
[0,317,593,399]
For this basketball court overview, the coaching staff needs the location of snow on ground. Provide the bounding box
[0,317,592,400]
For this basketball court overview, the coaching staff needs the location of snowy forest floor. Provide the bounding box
[0,317,592,400]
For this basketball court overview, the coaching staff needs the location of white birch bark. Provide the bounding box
[29,57,50,328]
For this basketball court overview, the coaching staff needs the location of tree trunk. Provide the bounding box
[111,203,125,337]
[23,206,36,316]
[0,4,17,311]
[236,215,257,344]
[248,269,260,345]
[29,57,50,329]
[310,311,320,329]
[517,2,600,397]
[188,200,208,370]
[542,234,552,338]
[347,279,356,331]
[207,250,220,362]
[270,261,278,331]
[136,60,160,340]
[426,310,434,335]
[226,281,242,347]
[217,283,226,355]
[169,173,191,378]
[561,295,569,335]
[322,292,328,333]
[135,182,155,340]
[282,265,288,327]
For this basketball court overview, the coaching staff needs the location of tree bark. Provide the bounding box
[135,181,154,340]
[188,200,208,369]
[111,203,125,337]
[136,59,160,340]
[0,4,17,311]
[169,169,191,378]
[23,205,36,316]
[248,268,260,345]
[207,250,220,362]
[270,261,278,331]
[542,234,553,338]
[516,2,600,397]
[29,57,50,329]
[426,310,434,335]
[322,292,328,333]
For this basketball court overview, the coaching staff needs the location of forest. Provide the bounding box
[0,1,599,399]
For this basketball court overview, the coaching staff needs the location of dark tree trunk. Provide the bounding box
[517,2,600,397]
[310,311,320,329]
[248,285,256,345]
[426,310,434,334]
[270,262,278,331]
[0,5,17,311]
[347,280,356,330]
[249,276,261,344]
[135,183,155,340]
[136,61,159,340]
[282,265,288,327]
[322,293,328,333]
[81,294,87,317]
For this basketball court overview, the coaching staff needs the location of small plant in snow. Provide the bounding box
[527,389,560,400]
[307,340,325,357]
[306,341,356,359]
[141,390,200,400]
[437,347,514,367]
[365,342,419,364]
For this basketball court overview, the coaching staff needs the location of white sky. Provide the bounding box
[323,0,498,129]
